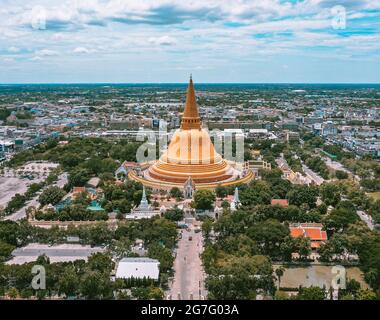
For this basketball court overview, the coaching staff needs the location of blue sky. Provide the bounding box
[0,0,379,83]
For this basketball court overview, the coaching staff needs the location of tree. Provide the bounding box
[131,286,163,300]
[0,221,19,246]
[87,253,114,274]
[320,183,341,207]
[297,286,326,300]
[202,219,213,241]
[38,186,66,206]
[335,170,348,180]
[247,220,289,258]
[163,208,184,222]
[355,289,377,300]
[6,287,19,299]
[148,243,174,273]
[169,187,183,200]
[66,168,91,190]
[5,193,26,214]
[240,181,272,207]
[0,240,15,260]
[79,271,113,299]
[317,203,328,215]
[193,189,216,210]
[294,236,311,260]
[206,255,275,299]
[73,191,91,206]
[221,200,230,210]
[110,237,132,259]
[286,185,318,208]
[323,208,359,232]
[274,290,289,300]
[306,156,329,179]
[369,200,380,223]
[275,266,286,288]
[215,186,228,198]
[58,267,79,297]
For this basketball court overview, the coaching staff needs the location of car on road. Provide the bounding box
[188,236,193,241]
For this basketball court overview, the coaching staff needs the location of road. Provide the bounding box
[356,210,375,230]
[302,164,325,185]
[3,173,68,221]
[169,225,207,300]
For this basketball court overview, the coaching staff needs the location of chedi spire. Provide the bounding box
[181,75,201,130]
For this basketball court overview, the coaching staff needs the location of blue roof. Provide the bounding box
[87,201,104,211]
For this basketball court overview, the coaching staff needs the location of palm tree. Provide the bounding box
[275,266,286,289]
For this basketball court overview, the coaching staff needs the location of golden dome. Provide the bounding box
[146,77,234,185]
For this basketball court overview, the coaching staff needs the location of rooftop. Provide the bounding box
[6,243,105,265]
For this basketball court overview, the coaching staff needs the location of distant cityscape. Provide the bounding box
[1,83,379,159]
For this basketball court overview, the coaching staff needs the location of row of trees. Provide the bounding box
[34,206,108,221]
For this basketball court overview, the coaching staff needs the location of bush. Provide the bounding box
[38,186,66,207]
[335,170,348,180]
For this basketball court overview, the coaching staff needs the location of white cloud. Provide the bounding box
[148,35,176,46]
[8,46,20,53]
[30,56,43,61]
[73,47,91,54]
[0,0,379,81]
[35,49,59,56]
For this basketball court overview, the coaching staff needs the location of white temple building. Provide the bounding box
[230,187,241,211]
[126,186,160,220]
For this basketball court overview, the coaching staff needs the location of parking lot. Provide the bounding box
[0,177,31,209]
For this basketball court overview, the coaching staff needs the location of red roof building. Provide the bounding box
[289,223,328,249]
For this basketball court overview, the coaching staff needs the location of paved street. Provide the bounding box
[3,173,68,221]
[302,164,325,185]
[169,224,207,300]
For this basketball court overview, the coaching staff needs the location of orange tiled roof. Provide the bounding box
[72,187,86,194]
[311,241,322,248]
[290,228,304,238]
[123,161,138,168]
[290,223,327,241]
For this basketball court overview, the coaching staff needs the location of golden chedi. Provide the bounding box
[129,77,253,189]
[148,77,233,184]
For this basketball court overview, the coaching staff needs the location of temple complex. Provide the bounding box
[129,77,254,190]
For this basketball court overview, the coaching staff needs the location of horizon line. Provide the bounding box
[1,82,380,85]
